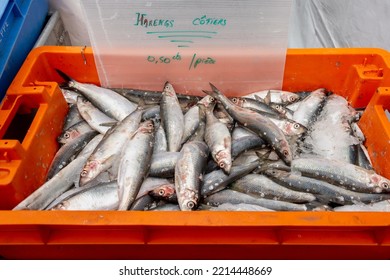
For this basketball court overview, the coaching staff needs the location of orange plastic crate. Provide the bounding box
[1,47,390,260]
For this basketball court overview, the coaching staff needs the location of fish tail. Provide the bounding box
[55,69,75,84]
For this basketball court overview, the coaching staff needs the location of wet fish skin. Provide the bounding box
[60,88,81,104]
[264,169,390,205]
[232,97,282,116]
[203,101,232,174]
[56,69,137,121]
[149,183,177,203]
[142,106,160,121]
[130,195,155,210]
[79,110,143,186]
[244,90,300,105]
[117,120,155,210]
[204,189,307,211]
[231,174,317,203]
[149,203,181,211]
[47,130,98,180]
[58,121,94,145]
[175,141,209,211]
[62,104,84,131]
[52,181,119,210]
[149,152,180,178]
[292,88,327,127]
[153,122,168,153]
[292,157,390,194]
[160,82,185,152]
[205,83,292,165]
[181,105,200,144]
[77,96,116,134]
[201,160,261,198]
[207,203,274,211]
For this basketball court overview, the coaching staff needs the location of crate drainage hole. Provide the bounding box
[3,106,38,143]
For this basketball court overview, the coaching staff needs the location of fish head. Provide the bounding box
[274,140,292,166]
[138,120,155,134]
[163,82,176,97]
[79,160,101,186]
[150,184,176,199]
[231,97,245,107]
[58,129,80,144]
[180,198,198,211]
[270,103,287,115]
[215,150,232,174]
[284,122,307,136]
[370,174,390,193]
[281,92,300,104]
[197,95,215,108]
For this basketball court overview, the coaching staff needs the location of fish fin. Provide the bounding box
[202,89,218,99]
[264,91,271,105]
[254,94,265,103]
[55,69,75,83]
[209,82,221,94]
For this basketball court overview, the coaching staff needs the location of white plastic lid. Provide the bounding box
[81,0,292,96]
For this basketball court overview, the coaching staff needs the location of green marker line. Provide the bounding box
[178,45,190,48]
[171,40,194,43]
[158,35,212,39]
[147,31,217,34]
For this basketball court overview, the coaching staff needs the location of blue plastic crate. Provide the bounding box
[0,0,48,101]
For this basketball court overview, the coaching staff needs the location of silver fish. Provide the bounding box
[56,69,137,121]
[76,96,116,134]
[160,82,184,152]
[292,88,327,127]
[148,183,177,203]
[201,160,261,198]
[62,104,83,131]
[264,169,390,205]
[205,83,292,165]
[153,122,168,153]
[52,181,119,210]
[46,130,98,180]
[292,157,390,193]
[79,109,142,186]
[60,88,81,104]
[207,203,274,211]
[149,152,180,178]
[203,101,232,174]
[13,135,102,210]
[58,121,94,145]
[117,120,155,210]
[204,189,307,211]
[231,174,316,203]
[181,105,200,144]
[175,141,209,211]
[244,90,300,105]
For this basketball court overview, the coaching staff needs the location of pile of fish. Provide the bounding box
[13,70,390,211]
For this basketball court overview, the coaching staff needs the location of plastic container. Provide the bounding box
[33,11,71,48]
[1,47,390,259]
[0,0,48,101]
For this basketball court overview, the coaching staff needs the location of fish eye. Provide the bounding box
[64,132,70,139]
[80,170,88,177]
[219,162,225,168]
[282,150,289,156]
[147,123,154,127]
[187,201,196,209]
[158,189,165,196]
[275,105,281,110]
[381,182,390,189]
[232,98,238,103]
[293,123,300,129]
[289,96,296,102]
[209,97,215,102]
